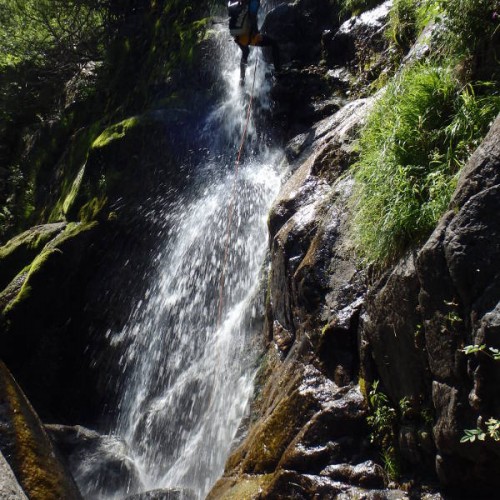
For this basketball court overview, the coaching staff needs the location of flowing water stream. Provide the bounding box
[86,26,283,500]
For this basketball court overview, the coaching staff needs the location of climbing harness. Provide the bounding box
[217,59,259,328]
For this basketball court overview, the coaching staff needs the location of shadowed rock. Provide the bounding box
[46,424,143,499]
[0,361,82,499]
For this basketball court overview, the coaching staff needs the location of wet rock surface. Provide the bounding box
[322,1,393,93]
[209,89,380,498]
[358,113,500,493]
[323,1,392,69]
[124,488,197,500]
[46,424,143,499]
[263,0,340,66]
[211,3,500,496]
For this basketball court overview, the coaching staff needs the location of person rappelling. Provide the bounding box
[228,0,280,85]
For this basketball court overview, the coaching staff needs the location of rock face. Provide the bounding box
[210,1,500,497]
[46,424,143,499]
[417,115,500,491]
[322,0,393,92]
[0,222,101,423]
[1,1,500,499]
[0,451,27,499]
[208,91,381,498]
[358,113,500,493]
[0,361,82,499]
[263,0,340,65]
[323,0,392,69]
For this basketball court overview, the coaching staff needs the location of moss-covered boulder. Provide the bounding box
[0,221,100,422]
[0,223,66,292]
[2,222,98,321]
[0,361,82,499]
[59,112,179,223]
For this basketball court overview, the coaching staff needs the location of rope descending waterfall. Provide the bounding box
[217,59,259,327]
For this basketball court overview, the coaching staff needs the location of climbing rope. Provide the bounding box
[217,58,259,328]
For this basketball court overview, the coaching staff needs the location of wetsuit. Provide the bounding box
[233,0,280,84]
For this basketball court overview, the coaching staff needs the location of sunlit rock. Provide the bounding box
[0,361,82,499]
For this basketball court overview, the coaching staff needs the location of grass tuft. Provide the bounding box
[338,0,381,18]
[352,63,500,265]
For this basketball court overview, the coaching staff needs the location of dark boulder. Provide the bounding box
[0,221,101,423]
[323,1,392,68]
[46,424,143,499]
[414,113,500,492]
[262,0,340,66]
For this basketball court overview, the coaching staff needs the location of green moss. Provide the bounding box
[359,376,368,400]
[0,223,65,291]
[2,221,96,315]
[91,117,140,149]
[49,221,97,247]
[3,248,62,315]
[239,388,319,474]
[0,361,81,499]
[62,163,86,215]
[47,122,102,223]
[78,197,107,222]
[207,475,274,500]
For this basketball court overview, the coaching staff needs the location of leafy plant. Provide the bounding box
[0,0,106,71]
[461,418,500,443]
[399,396,412,418]
[461,344,500,443]
[462,344,500,361]
[437,0,498,60]
[387,0,419,51]
[367,381,400,478]
[338,0,381,18]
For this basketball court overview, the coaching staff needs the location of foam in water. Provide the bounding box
[85,24,283,500]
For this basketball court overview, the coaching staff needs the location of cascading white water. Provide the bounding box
[94,24,283,500]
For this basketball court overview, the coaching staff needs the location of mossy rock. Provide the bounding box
[0,222,99,421]
[2,222,98,321]
[241,387,320,473]
[0,223,66,292]
[225,360,324,476]
[0,361,82,499]
[206,474,274,500]
[48,124,103,223]
[64,112,176,222]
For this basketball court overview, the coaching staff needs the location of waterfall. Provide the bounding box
[89,24,283,500]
